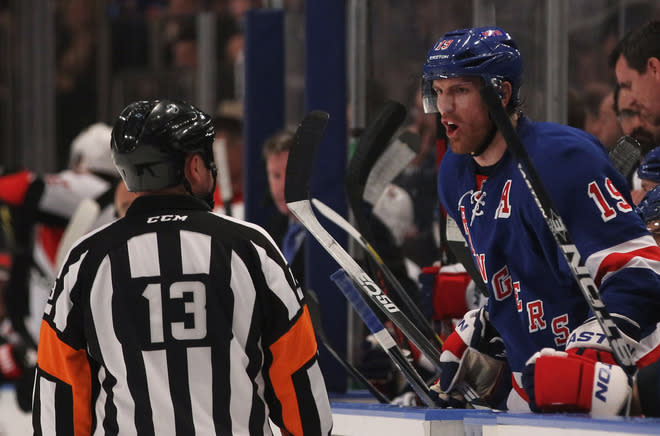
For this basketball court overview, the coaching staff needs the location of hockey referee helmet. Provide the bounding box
[111,99,216,192]
[638,146,660,183]
[421,26,522,114]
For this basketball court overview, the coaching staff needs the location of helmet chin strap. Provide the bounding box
[470,121,498,157]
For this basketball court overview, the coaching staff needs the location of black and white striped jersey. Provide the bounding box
[32,194,333,436]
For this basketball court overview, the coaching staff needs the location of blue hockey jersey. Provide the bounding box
[437,116,660,373]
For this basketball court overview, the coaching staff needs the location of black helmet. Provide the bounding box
[111,99,216,191]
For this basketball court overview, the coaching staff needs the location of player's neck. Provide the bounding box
[472,113,518,167]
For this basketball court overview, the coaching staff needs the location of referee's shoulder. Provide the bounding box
[209,210,272,236]
[208,211,281,249]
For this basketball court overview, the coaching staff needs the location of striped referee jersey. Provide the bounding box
[33,194,333,435]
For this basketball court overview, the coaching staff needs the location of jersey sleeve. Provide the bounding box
[538,132,660,337]
[32,250,93,436]
[251,231,332,436]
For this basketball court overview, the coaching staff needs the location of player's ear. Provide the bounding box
[184,153,204,185]
[648,57,660,80]
[498,81,513,108]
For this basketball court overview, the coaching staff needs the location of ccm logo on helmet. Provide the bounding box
[147,214,188,223]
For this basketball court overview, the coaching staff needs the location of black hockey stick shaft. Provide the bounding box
[284,110,484,406]
[311,197,444,347]
[306,289,390,403]
[481,81,636,376]
[330,269,437,406]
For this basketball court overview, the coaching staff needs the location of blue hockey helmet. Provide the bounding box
[421,26,522,113]
[636,185,660,224]
[638,146,660,183]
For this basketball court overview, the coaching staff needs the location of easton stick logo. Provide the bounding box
[358,274,400,313]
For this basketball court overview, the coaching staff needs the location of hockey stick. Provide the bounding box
[481,80,636,376]
[345,101,407,206]
[330,269,436,406]
[306,289,390,404]
[344,102,443,349]
[311,197,444,347]
[608,135,641,183]
[445,216,489,296]
[55,198,100,271]
[213,138,234,216]
[284,110,484,406]
[362,130,421,206]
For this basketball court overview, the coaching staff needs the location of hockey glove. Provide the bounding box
[564,318,631,365]
[0,340,23,383]
[522,348,631,416]
[431,307,511,408]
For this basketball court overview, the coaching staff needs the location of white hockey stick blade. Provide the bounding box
[213,138,233,211]
[363,133,420,206]
[55,198,100,270]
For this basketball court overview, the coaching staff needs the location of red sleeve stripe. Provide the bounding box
[593,245,660,286]
[37,320,92,436]
[585,236,660,286]
[268,306,318,436]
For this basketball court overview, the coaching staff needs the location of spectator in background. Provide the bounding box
[583,84,623,150]
[262,130,306,285]
[55,0,97,169]
[567,88,586,129]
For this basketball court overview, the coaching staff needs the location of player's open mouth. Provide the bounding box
[445,121,459,136]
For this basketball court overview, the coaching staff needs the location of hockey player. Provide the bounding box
[421,26,660,412]
[0,123,119,349]
[32,99,333,435]
[0,123,121,410]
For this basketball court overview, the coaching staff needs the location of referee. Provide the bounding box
[32,99,333,436]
